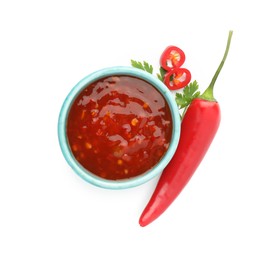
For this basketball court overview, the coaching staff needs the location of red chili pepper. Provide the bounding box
[139,31,233,227]
[160,46,186,71]
[164,67,191,90]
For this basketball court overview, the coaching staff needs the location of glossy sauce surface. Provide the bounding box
[67,75,172,180]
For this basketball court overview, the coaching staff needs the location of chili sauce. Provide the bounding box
[66,75,172,180]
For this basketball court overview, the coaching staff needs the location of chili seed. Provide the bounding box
[131,118,139,126]
[85,142,92,149]
[81,110,86,119]
[117,159,123,165]
[143,103,148,109]
[91,109,98,117]
[72,144,78,152]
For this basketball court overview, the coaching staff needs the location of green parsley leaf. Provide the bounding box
[157,67,167,81]
[175,80,200,110]
[131,60,144,70]
[131,60,153,74]
[143,61,153,74]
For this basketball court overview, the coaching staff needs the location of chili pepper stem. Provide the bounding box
[200,30,233,102]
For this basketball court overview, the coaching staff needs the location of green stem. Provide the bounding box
[200,30,233,101]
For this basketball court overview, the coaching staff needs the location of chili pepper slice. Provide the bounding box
[139,31,233,227]
[160,46,186,71]
[164,67,191,90]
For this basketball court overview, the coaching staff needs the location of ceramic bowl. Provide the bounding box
[58,66,180,189]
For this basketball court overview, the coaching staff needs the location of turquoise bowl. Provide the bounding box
[58,66,180,189]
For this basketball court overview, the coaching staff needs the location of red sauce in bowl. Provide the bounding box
[67,75,172,180]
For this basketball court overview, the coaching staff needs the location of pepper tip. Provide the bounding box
[139,212,152,227]
[139,217,147,227]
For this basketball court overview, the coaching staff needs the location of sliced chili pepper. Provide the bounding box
[139,31,233,227]
[160,46,185,71]
[164,67,191,90]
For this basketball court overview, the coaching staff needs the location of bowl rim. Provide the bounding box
[58,66,180,189]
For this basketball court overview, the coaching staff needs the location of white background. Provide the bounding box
[1,0,276,259]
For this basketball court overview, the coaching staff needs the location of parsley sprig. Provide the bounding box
[131,60,153,74]
[157,67,167,81]
[175,80,200,118]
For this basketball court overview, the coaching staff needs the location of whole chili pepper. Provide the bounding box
[139,31,233,227]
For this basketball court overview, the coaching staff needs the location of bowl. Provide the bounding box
[58,66,180,189]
